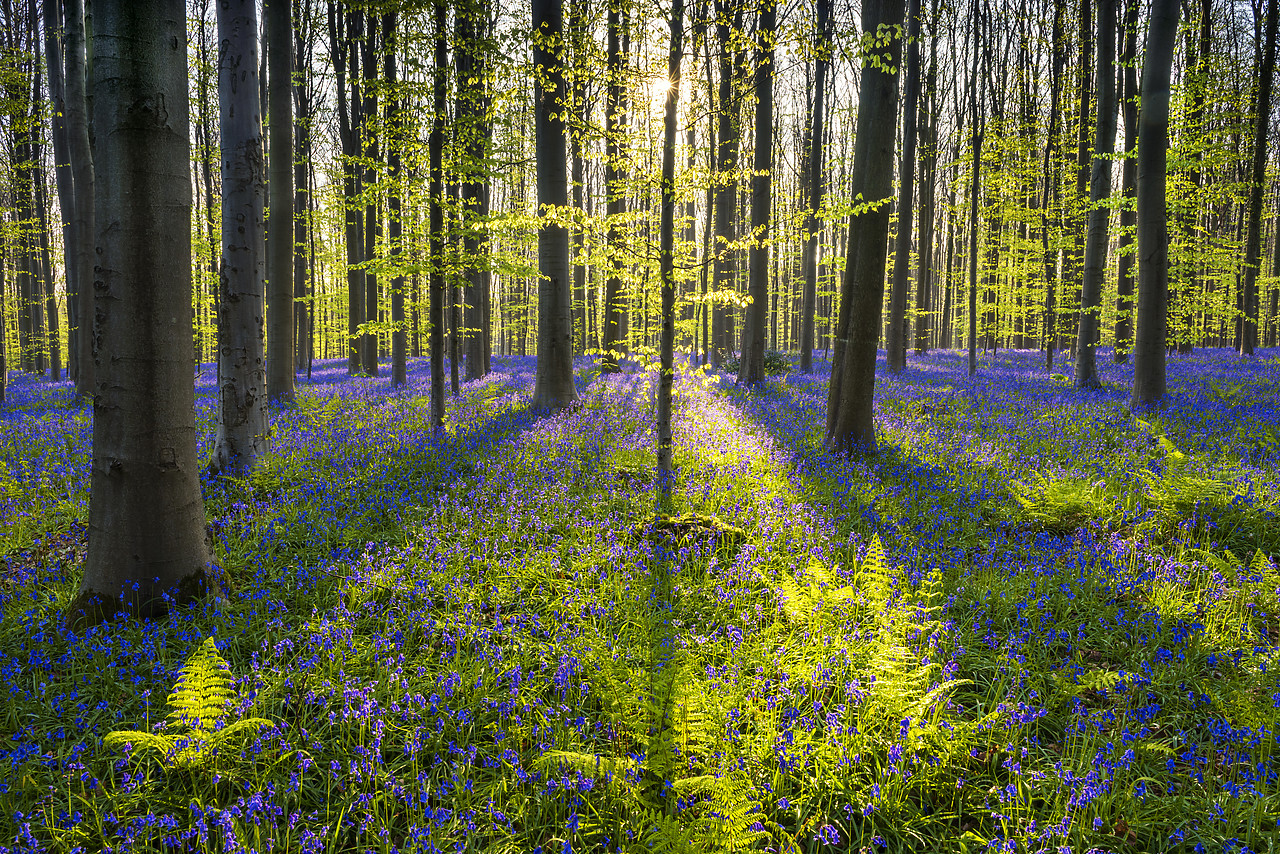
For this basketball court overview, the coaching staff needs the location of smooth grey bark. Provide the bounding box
[359,21,379,375]
[68,0,212,629]
[1114,0,1137,361]
[64,0,93,397]
[1131,0,1179,409]
[266,0,294,402]
[294,0,312,373]
[209,0,267,476]
[798,0,830,373]
[737,0,776,385]
[711,0,745,367]
[1240,0,1278,356]
[886,0,922,372]
[1074,0,1116,389]
[327,4,363,375]
[1041,0,1066,370]
[43,0,75,381]
[600,0,628,373]
[967,4,984,378]
[656,0,685,487]
[531,0,578,412]
[458,0,491,380]
[825,0,904,456]
[385,12,405,387]
[914,0,938,354]
[429,1,446,428]
[1066,0,1093,354]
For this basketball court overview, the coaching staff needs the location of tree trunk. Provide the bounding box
[458,0,491,380]
[359,21,379,375]
[887,0,922,372]
[967,5,985,378]
[1074,0,1116,388]
[64,0,93,397]
[209,0,268,476]
[1065,0,1093,356]
[68,0,212,629]
[385,12,406,387]
[656,0,685,488]
[600,0,628,373]
[531,0,578,412]
[266,0,294,402]
[825,0,904,456]
[711,0,745,368]
[43,0,73,381]
[1241,0,1278,356]
[1114,0,1137,361]
[799,0,829,375]
[294,0,312,374]
[1131,0,1179,409]
[737,0,776,384]
[429,1,447,427]
[914,0,938,354]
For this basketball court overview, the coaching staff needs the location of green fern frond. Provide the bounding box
[165,636,236,733]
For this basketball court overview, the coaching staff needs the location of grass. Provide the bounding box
[0,348,1277,853]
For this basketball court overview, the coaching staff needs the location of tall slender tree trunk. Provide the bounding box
[458,0,491,380]
[1114,0,1137,361]
[69,0,212,629]
[914,0,938,354]
[1131,0,1179,409]
[64,0,93,397]
[656,0,685,486]
[266,0,294,402]
[385,12,406,387]
[531,0,578,411]
[600,0,628,373]
[825,0,904,455]
[737,0,776,384]
[429,1,446,427]
[294,0,312,374]
[1241,0,1278,356]
[967,5,985,378]
[1074,0,1116,388]
[360,21,379,375]
[887,0,922,372]
[711,0,744,367]
[210,0,268,476]
[798,0,828,373]
[1065,0,1093,356]
[43,0,73,381]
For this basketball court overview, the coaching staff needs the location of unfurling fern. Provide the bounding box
[105,637,274,773]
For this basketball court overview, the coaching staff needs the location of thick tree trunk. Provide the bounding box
[1074,0,1116,388]
[209,0,268,476]
[69,0,212,629]
[531,0,578,412]
[1114,0,1137,361]
[737,0,776,384]
[266,0,294,402]
[886,0,922,372]
[1241,0,1278,356]
[656,0,685,487]
[1131,0,1179,409]
[825,0,904,456]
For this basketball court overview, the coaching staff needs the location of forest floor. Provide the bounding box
[0,348,1278,854]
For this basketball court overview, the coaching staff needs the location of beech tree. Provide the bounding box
[67,0,213,629]
[736,0,776,385]
[531,0,578,412]
[209,0,268,476]
[1073,0,1116,389]
[886,0,922,373]
[266,0,295,402]
[1240,0,1278,356]
[825,0,905,456]
[1131,0,1179,409]
[656,0,685,484]
[798,0,830,373]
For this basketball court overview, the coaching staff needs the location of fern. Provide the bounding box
[105,637,275,773]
